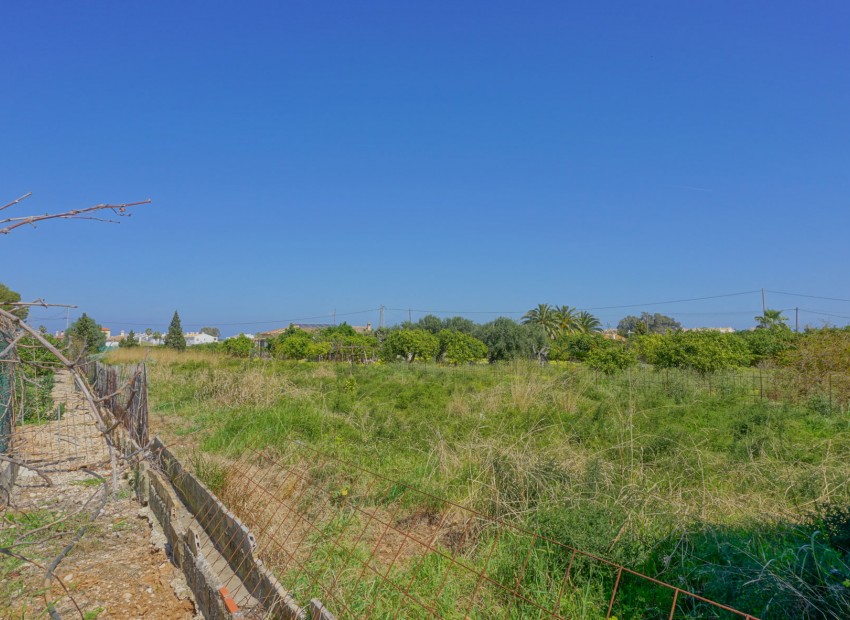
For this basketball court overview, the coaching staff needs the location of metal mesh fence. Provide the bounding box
[170,441,760,619]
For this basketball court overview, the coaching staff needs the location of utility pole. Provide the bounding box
[761,288,766,315]
[379,305,385,330]
[332,308,336,325]
[408,308,412,323]
[795,307,799,333]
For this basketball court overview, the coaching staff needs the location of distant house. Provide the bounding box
[104,330,125,348]
[602,329,626,342]
[139,333,164,346]
[185,332,218,346]
[100,327,112,339]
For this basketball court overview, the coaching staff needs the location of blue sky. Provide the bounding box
[2,2,849,335]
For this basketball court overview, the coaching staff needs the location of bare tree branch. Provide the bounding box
[0,192,33,213]
[0,198,151,235]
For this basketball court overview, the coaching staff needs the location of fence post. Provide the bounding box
[759,371,763,401]
[829,373,833,413]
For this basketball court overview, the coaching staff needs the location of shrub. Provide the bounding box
[549,333,605,361]
[438,330,487,364]
[780,328,850,404]
[737,326,796,365]
[585,343,637,374]
[380,329,439,363]
[475,318,546,362]
[223,334,253,358]
[271,330,313,360]
[653,331,752,373]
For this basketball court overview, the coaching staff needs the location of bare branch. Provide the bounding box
[0,454,54,486]
[0,198,151,235]
[0,191,33,213]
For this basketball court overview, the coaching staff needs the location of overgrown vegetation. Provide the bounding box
[109,347,850,618]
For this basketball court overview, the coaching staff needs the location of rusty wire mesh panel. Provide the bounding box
[180,441,760,620]
[0,316,117,616]
[86,360,149,447]
[4,336,109,475]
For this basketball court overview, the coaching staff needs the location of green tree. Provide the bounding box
[522,304,560,339]
[654,331,752,373]
[416,314,445,334]
[618,312,681,337]
[0,282,28,320]
[554,305,578,335]
[442,316,476,334]
[631,333,665,364]
[118,330,139,348]
[574,310,602,334]
[223,334,253,358]
[438,330,487,364]
[755,308,789,330]
[164,311,186,351]
[66,313,106,356]
[319,323,357,338]
[550,333,606,362]
[737,327,796,364]
[476,318,547,362]
[271,329,314,359]
[380,329,439,363]
[200,326,221,339]
[585,343,637,374]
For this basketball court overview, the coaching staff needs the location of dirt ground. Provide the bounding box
[1,371,197,619]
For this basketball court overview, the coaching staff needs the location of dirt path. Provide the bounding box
[2,371,198,619]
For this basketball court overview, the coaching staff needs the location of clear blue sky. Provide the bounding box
[2,2,849,335]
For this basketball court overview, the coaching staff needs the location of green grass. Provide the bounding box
[129,351,850,618]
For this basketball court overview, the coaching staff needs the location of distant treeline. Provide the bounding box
[191,307,850,382]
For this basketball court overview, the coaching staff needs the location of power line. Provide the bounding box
[799,308,850,321]
[582,290,760,311]
[34,308,380,329]
[766,290,850,303]
[387,290,762,317]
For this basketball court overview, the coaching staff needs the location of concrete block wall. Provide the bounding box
[138,439,310,620]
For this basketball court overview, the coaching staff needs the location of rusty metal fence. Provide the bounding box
[175,441,760,619]
[84,360,149,448]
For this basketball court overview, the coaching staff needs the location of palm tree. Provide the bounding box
[522,303,559,339]
[554,305,578,335]
[755,308,788,330]
[574,310,602,334]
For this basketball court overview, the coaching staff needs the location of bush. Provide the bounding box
[380,329,439,363]
[780,328,850,404]
[585,343,637,374]
[222,334,253,358]
[271,329,313,360]
[549,333,605,362]
[654,331,752,373]
[438,330,487,364]
[737,327,796,365]
[475,318,546,362]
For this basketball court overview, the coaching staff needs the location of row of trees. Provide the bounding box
[5,276,837,377]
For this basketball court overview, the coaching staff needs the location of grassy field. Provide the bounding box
[108,348,850,618]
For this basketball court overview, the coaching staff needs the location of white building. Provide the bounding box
[185,332,218,346]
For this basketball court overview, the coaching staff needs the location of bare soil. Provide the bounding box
[1,371,197,619]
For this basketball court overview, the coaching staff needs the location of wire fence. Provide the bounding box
[0,313,153,618]
[174,440,761,619]
[83,359,150,448]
